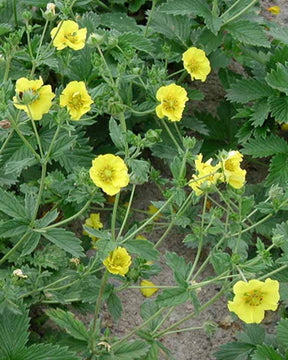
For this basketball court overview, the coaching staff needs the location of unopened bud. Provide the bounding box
[43,3,57,21]
[87,33,105,47]
[0,119,10,129]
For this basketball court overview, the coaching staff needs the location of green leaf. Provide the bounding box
[95,239,116,261]
[4,157,36,175]
[46,308,89,341]
[251,345,283,360]
[225,20,270,47]
[238,324,265,345]
[250,100,270,127]
[165,252,190,286]
[140,300,162,332]
[107,292,122,322]
[226,79,273,104]
[214,342,254,360]
[269,97,288,123]
[118,32,154,54]
[109,117,125,150]
[156,288,189,307]
[272,222,288,253]
[124,239,158,261]
[268,25,288,44]
[266,63,288,95]
[35,209,59,228]
[20,343,80,360]
[276,318,288,348]
[0,23,12,36]
[0,309,29,359]
[266,153,288,187]
[0,219,28,238]
[242,135,288,158]
[113,340,150,360]
[196,28,222,55]
[221,0,256,24]
[149,11,190,45]
[211,252,231,274]
[0,188,26,219]
[128,159,150,185]
[43,228,84,257]
[100,12,139,32]
[21,231,41,256]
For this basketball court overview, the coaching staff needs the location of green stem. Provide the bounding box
[155,286,226,338]
[90,270,108,353]
[221,0,257,25]
[258,264,288,281]
[0,231,31,266]
[152,306,175,334]
[27,105,44,158]
[0,130,14,155]
[174,122,183,144]
[144,0,157,37]
[97,44,114,86]
[167,68,185,79]
[12,0,18,27]
[30,162,47,225]
[118,112,129,158]
[160,118,182,152]
[117,184,136,240]
[186,193,207,281]
[44,125,61,161]
[161,326,204,336]
[231,213,273,237]
[3,56,12,82]
[176,70,188,85]
[31,19,49,76]
[111,192,120,241]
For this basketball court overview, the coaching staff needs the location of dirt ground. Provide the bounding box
[101,2,287,359]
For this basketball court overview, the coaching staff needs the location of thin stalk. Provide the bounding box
[155,286,226,338]
[160,118,182,152]
[186,193,208,281]
[27,105,44,158]
[128,285,177,290]
[117,184,136,240]
[97,44,114,86]
[38,190,96,230]
[144,0,157,37]
[258,264,288,281]
[30,162,47,224]
[90,270,109,354]
[167,68,185,79]
[231,213,273,237]
[152,306,175,334]
[176,70,187,85]
[12,0,18,28]
[118,112,129,158]
[31,19,49,76]
[3,56,12,82]
[0,231,31,266]
[44,125,61,161]
[221,0,257,25]
[161,326,204,336]
[0,130,14,155]
[174,122,183,144]
[154,221,174,249]
[111,192,120,241]
[214,187,235,213]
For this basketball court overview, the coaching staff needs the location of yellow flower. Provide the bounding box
[103,247,131,276]
[267,6,280,15]
[182,47,211,82]
[189,154,220,196]
[221,150,246,189]
[140,280,158,297]
[51,20,87,50]
[83,213,103,242]
[147,204,162,221]
[136,235,147,240]
[60,81,93,120]
[89,154,129,196]
[13,77,55,120]
[228,278,280,324]
[281,123,288,131]
[155,83,188,122]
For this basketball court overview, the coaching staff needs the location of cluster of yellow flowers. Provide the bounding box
[189,150,247,195]
[156,47,211,122]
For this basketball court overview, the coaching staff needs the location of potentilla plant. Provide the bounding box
[1,1,288,360]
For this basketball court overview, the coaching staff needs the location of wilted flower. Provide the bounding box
[83,213,103,243]
[189,154,220,196]
[89,154,129,196]
[155,83,188,122]
[51,20,87,50]
[59,81,93,120]
[13,269,28,279]
[182,47,211,82]
[220,150,246,189]
[13,77,55,120]
[228,278,280,323]
[103,247,131,276]
[70,258,80,266]
[140,280,158,297]
[267,6,280,15]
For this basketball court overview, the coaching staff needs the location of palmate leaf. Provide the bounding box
[0,308,29,359]
[224,20,270,48]
[266,63,288,95]
[46,308,89,342]
[226,79,274,104]
[242,135,288,158]
[19,343,79,360]
[251,345,283,360]
[42,228,84,258]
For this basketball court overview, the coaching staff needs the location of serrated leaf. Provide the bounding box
[128,159,150,185]
[156,288,189,307]
[266,63,288,95]
[272,222,288,253]
[221,0,256,24]
[149,11,190,45]
[4,157,36,175]
[118,32,154,54]
[269,96,288,123]
[214,342,254,360]
[251,345,283,360]
[266,153,288,187]
[46,308,89,341]
[225,20,270,48]
[43,228,84,257]
[242,135,288,158]
[238,324,265,345]
[107,292,122,322]
[35,209,59,228]
[109,117,125,150]
[20,343,80,360]
[226,79,273,104]
[165,252,189,286]
[113,340,150,360]
[21,231,41,256]
[0,309,29,359]
[0,23,12,36]
[276,318,288,348]
[250,100,270,127]
[268,25,288,44]
[124,239,158,260]
[0,188,26,219]
[0,219,28,238]
[100,12,139,32]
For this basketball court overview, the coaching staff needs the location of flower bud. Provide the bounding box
[22,9,32,22]
[13,269,28,279]
[87,32,105,47]
[0,119,10,129]
[43,2,57,21]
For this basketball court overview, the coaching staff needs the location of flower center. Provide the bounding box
[224,158,237,172]
[243,290,264,306]
[99,167,114,183]
[163,97,178,111]
[113,255,124,266]
[65,31,78,44]
[69,92,83,110]
[188,61,200,73]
